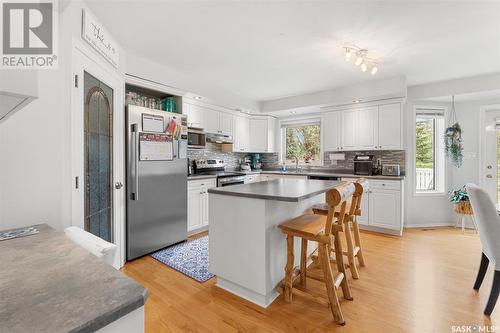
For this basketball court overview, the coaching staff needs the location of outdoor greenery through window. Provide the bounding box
[283,124,321,166]
[415,109,445,193]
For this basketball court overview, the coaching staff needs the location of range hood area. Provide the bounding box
[0,71,38,122]
[206,132,233,144]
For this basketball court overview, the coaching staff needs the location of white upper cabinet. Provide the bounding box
[341,109,357,150]
[323,112,341,151]
[219,112,234,136]
[377,103,402,149]
[249,116,277,153]
[357,107,378,149]
[233,115,250,152]
[183,102,234,135]
[183,103,203,128]
[203,107,220,134]
[327,102,403,151]
[249,118,268,152]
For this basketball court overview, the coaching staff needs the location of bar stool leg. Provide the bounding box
[318,243,345,325]
[333,234,353,301]
[300,238,307,286]
[344,220,359,279]
[284,234,294,303]
[352,218,366,267]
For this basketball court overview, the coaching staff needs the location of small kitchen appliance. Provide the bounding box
[382,164,401,176]
[353,155,375,176]
[187,127,206,149]
[251,153,262,170]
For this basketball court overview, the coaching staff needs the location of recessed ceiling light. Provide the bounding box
[353,100,361,103]
[290,110,297,114]
[193,96,202,100]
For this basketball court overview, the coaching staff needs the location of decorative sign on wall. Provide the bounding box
[81,9,120,68]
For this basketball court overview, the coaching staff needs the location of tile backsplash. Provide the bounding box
[188,144,405,173]
[187,143,279,169]
[323,150,406,173]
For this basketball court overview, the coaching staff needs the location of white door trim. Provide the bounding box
[71,37,125,268]
[479,104,500,189]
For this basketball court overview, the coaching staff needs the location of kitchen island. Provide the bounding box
[208,178,342,307]
[0,224,148,333]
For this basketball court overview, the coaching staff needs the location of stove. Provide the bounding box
[194,159,245,187]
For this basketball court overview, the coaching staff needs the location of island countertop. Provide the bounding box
[208,178,341,202]
[0,224,148,333]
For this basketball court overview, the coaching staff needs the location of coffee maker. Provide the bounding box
[251,153,262,170]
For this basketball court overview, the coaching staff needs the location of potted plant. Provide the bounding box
[449,185,473,215]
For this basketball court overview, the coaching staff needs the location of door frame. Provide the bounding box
[71,38,125,268]
[479,104,500,191]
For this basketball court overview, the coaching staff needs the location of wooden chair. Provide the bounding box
[278,182,356,325]
[311,178,367,279]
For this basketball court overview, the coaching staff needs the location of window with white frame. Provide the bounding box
[281,120,322,166]
[414,107,446,193]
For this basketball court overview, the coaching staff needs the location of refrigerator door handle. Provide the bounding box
[131,123,139,201]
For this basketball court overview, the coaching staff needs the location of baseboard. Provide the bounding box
[404,222,454,228]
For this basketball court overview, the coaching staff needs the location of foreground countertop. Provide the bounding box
[208,178,341,202]
[0,224,148,333]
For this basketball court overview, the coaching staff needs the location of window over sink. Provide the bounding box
[281,120,322,167]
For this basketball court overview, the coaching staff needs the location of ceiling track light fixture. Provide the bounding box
[343,45,380,75]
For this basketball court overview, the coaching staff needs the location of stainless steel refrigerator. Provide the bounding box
[126,105,188,260]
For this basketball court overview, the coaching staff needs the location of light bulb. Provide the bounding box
[361,63,367,72]
[370,66,378,75]
[345,49,352,62]
[355,56,363,66]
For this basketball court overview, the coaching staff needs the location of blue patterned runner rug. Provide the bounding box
[151,235,214,282]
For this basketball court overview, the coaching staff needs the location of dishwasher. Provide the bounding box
[307,175,340,181]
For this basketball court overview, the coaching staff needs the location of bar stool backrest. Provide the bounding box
[325,181,356,235]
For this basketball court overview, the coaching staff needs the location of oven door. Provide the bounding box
[188,129,206,149]
[218,177,245,187]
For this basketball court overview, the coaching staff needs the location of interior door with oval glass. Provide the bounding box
[84,72,114,241]
[483,109,500,204]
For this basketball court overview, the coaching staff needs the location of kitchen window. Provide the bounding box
[414,107,446,194]
[281,120,322,166]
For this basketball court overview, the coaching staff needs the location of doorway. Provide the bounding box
[84,72,114,242]
[72,43,125,268]
[482,107,500,203]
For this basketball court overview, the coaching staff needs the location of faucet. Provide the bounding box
[294,156,302,172]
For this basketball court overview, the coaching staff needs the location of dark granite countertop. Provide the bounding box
[0,224,148,333]
[233,169,405,180]
[208,178,341,202]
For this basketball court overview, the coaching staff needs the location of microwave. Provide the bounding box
[188,127,206,149]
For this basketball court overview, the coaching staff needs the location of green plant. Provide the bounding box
[444,122,463,168]
[448,185,469,203]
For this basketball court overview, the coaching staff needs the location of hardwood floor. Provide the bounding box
[122,228,496,332]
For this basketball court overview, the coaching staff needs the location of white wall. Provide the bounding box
[0,1,126,231]
[404,97,500,227]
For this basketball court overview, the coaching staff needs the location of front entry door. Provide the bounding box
[84,72,114,241]
[483,109,500,203]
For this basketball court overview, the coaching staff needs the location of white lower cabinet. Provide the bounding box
[187,178,217,232]
[342,178,403,235]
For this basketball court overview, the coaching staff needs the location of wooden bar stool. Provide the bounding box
[311,178,367,279]
[278,182,356,325]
